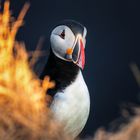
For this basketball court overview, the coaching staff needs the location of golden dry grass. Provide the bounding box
[0,1,140,140]
[93,112,140,140]
[0,1,71,140]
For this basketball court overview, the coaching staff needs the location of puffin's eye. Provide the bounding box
[59,30,65,39]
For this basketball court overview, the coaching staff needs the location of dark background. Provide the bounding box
[5,0,140,138]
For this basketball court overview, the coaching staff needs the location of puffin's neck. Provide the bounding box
[40,48,80,97]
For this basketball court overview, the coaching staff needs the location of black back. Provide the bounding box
[40,49,79,97]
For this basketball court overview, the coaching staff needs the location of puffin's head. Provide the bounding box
[50,20,87,69]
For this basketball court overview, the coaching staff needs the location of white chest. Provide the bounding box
[50,71,90,138]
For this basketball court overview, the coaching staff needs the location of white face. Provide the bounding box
[50,25,76,61]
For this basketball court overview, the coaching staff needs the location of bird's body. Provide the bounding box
[40,50,90,137]
[51,70,90,137]
[40,20,90,138]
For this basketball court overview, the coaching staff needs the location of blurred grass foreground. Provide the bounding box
[0,1,140,140]
[0,1,70,140]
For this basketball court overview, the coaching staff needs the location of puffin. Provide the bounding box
[40,20,90,138]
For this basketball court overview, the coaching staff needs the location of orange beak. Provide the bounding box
[76,38,85,69]
[65,36,85,70]
[72,36,85,69]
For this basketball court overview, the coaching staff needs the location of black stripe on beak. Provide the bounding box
[72,38,80,63]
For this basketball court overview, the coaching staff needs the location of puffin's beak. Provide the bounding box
[72,35,85,69]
